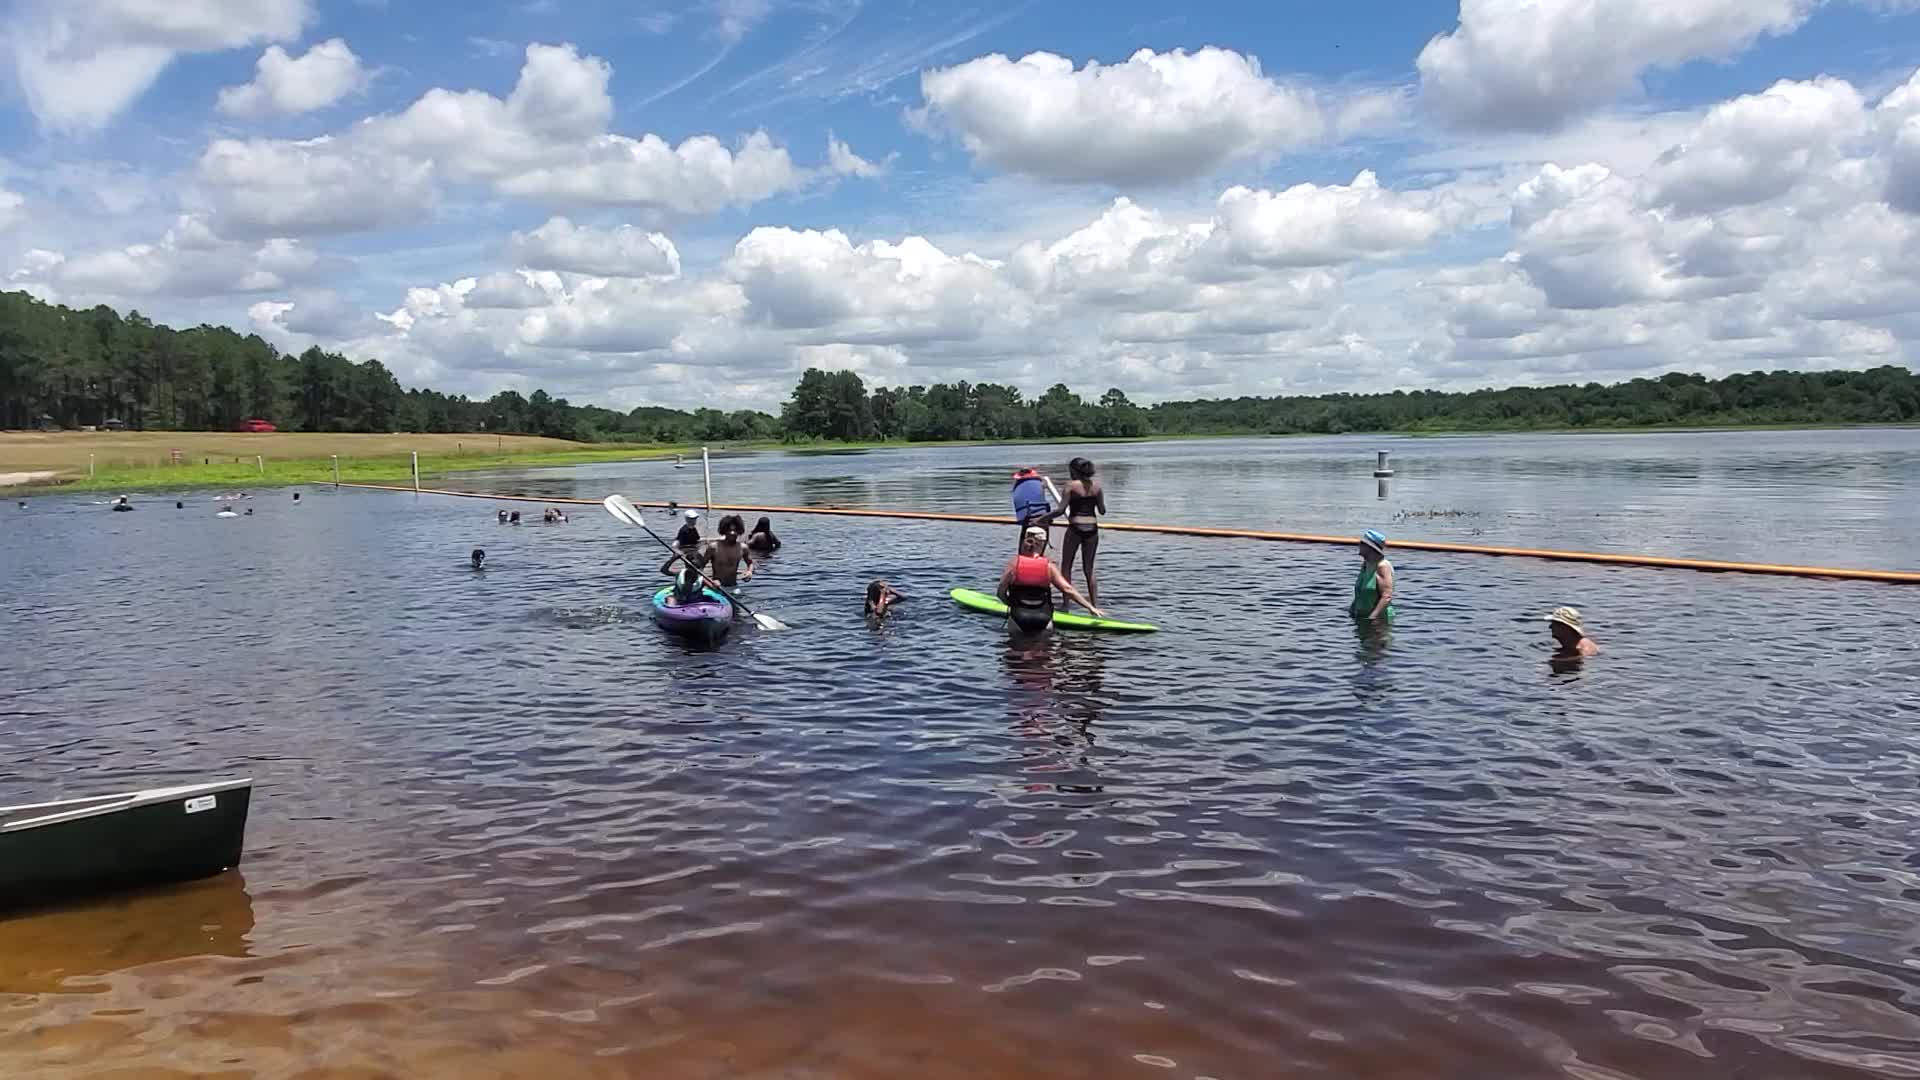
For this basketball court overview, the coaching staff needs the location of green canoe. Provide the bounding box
[949,588,1158,633]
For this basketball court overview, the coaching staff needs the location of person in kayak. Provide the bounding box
[1057,457,1106,607]
[671,565,707,604]
[865,580,905,617]
[1010,467,1053,530]
[747,516,782,553]
[674,509,702,548]
[1351,529,1395,622]
[997,525,1103,633]
[1548,607,1599,657]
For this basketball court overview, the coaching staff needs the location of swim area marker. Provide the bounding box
[336,482,1920,585]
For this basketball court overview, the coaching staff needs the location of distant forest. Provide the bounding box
[3,290,1917,443]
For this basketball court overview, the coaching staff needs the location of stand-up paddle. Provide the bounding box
[602,494,789,631]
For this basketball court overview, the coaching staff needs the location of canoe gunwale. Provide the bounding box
[0,779,254,833]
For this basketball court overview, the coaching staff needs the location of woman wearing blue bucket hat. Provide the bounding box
[1351,529,1395,623]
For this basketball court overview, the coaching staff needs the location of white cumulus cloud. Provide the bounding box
[916,47,1327,185]
[507,217,681,278]
[216,38,364,117]
[4,0,312,131]
[1417,0,1814,132]
[196,135,438,238]
[193,43,839,238]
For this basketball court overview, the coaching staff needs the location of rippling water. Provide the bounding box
[2,432,1918,1078]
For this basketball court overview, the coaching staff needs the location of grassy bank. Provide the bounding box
[0,431,691,493]
[55,447,692,493]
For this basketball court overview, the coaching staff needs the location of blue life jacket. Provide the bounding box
[1010,475,1049,524]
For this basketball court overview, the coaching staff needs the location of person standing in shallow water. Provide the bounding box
[1058,457,1106,607]
[747,516,781,553]
[997,525,1103,634]
[675,510,702,549]
[1548,607,1599,657]
[1351,529,1395,622]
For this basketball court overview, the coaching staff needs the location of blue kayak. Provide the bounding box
[651,586,733,642]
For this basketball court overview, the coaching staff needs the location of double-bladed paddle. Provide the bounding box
[602,494,789,631]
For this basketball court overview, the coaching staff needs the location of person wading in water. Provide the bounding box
[662,514,755,588]
[997,525,1102,634]
[1351,529,1395,623]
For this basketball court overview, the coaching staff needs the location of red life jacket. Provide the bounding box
[1013,554,1051,588]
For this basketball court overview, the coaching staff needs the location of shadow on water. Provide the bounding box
[0,873,255,995]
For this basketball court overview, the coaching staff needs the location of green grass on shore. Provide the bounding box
[53,446,688,493]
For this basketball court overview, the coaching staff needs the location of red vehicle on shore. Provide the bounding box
[238,418,276,433]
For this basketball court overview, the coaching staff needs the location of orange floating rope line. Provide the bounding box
[337,481,1920,584]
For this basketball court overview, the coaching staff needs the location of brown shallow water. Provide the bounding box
[2,434,1919,1078]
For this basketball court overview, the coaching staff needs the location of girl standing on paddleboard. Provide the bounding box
[1058,457,1105,608]
[998,526,1103,634]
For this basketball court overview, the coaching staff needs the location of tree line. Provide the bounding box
[3,290,1917,443]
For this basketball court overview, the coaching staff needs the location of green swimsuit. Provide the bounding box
[1351,561,1395,622]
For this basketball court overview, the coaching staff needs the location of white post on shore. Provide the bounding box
[331,455,340,489]
[256,455,264,476]
[411,451,420,493]
[89,453,95,479]
[702,446,714,524]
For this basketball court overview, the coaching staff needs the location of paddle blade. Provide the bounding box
[751,612,789,631]
[602,493,645,526]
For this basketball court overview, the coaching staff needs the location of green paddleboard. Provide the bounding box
[949,588,1159,633]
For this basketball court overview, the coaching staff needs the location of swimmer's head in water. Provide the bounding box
[471,548,485,568]
[866,580,886,606]
[1069,457,1095,480]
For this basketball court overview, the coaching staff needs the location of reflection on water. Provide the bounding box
[0,874,255,995]
[2,432,1919,1078]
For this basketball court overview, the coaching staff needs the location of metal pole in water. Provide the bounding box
[1373,449,1394,478]
[702,446,714,522]
[411,451,420,493]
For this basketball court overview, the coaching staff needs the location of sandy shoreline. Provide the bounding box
[0,471,58,488]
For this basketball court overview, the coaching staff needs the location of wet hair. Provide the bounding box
[753,516,773,534]
[292,492,301,501]
[1069,457,1095,480]
[175,501,184,509]
[719,513,746,537]
[509,511,521,524]
[471,548,485,566]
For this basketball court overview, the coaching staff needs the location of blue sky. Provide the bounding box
[3,0,1919,411]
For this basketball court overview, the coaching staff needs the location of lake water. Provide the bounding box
[2,430,1918,1079]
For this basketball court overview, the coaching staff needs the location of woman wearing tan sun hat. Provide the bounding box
[1548,607,1599,657]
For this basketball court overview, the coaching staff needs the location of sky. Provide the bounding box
[3,0,1920,413]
